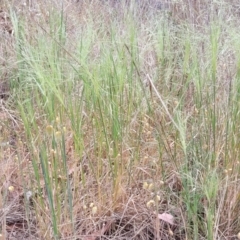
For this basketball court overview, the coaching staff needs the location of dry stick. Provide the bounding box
[146,74,180,132]
[124,43,177,163]
[124,43,178,131]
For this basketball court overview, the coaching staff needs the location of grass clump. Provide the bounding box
[1,0,240,239]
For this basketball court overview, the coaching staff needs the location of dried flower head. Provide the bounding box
[160,180,164,185]
[26,191,33,201]
[169,229,174,236]
[148,183,154,191]
[92,206,98,215]
[55,131,61,140]
[46,125,53,135]
[56,116,60,124]
[146,200,155,208]
[155,195,161,202]
[8,186,14,192]
[109,148,113,156]
[143,182,149,190]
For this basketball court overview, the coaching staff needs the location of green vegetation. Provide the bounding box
[0,0,240,239]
